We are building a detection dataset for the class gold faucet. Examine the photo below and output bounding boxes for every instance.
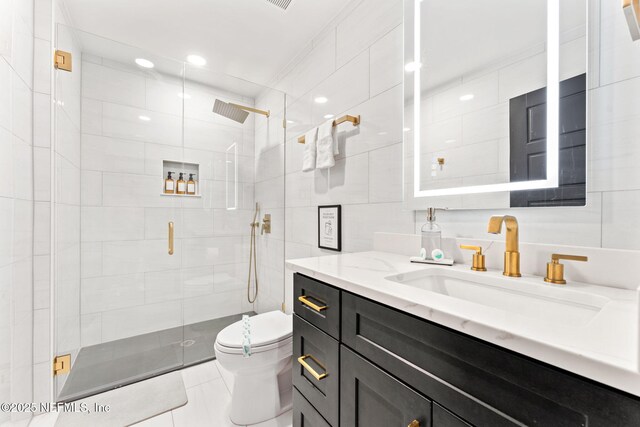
[487,215,521,277]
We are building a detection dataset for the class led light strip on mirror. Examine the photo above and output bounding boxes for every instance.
[412,0,560,198]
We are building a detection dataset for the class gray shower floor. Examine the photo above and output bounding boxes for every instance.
[58,311,255,402]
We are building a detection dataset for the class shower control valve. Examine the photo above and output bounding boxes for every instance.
[261,214,271,235]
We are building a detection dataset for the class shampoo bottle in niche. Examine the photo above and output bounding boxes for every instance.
[421,207,442,260]
[187,173,197,195]
[176,172,186,194]
[164,171,175,194]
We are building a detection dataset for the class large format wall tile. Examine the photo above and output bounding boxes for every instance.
[336,0,402,67]
[602,190,640,250]
[81,207,145,242]
[81,134,145,174]
[589,76,640,192]
[370,25,403,98]
[82,61,146,108]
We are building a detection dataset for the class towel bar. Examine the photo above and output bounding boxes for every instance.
[297,114,360,144]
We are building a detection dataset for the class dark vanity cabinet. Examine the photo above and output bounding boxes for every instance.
[292,273,640,427]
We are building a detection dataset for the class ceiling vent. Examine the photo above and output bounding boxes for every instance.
[266,0,293,10]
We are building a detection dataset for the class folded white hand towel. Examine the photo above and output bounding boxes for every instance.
[301,128,318,172]
[316,119,337,169]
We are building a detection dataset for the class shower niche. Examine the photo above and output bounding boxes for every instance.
[161,160,201,197]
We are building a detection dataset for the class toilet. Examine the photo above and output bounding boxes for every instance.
[214,310,293,425]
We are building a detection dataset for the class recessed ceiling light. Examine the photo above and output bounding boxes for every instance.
[404,61,422,72]
[286,120,295,124]
[459,94,474,101]
[403,127,411,132]
[186,54,207,66]
[178,93,191,99]
[138,115,151,121]
[323,114,334,119]
[135,58,154,68]
[314,96,328,104]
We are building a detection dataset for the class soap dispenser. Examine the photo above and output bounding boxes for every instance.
[176,172,186,194]
[164,171,175,194]
[187,173,197,195]
[421,208,442,260]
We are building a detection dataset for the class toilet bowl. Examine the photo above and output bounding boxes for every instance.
[214,310,293,425]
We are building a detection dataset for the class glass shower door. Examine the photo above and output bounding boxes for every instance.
[53,25,187,401]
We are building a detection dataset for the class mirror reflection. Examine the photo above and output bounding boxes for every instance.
[405,0,587,209]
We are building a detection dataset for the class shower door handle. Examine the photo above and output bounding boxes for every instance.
[168,222,174,255]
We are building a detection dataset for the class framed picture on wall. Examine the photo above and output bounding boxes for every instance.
[318,205,341,251]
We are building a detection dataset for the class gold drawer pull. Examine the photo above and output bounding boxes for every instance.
[408,421,420,427]
[297,354,328,381]
[298,295,328,312]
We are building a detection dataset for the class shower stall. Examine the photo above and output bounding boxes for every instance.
[52,25,286,401]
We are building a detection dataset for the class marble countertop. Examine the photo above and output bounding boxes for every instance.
[286,251,640,396]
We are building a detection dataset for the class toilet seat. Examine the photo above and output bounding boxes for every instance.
[215,311,292,355]
[215,336,292,355]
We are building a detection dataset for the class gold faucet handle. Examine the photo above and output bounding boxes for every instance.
[460,245,487,272]
[551,254,588,263]
[545,253,588,285]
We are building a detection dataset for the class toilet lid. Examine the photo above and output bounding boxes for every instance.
[216,311,292,349]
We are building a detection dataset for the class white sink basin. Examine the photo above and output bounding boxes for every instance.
[386,268,610,327]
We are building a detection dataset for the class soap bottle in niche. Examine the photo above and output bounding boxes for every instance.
[421,207,442,260]
[176,172,186,194]
[187,173,197,195]
[164,171,175,194]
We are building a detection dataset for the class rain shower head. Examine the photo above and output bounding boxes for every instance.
[212,99,270,124]
[266,0,293,10]
[212,99,250,124]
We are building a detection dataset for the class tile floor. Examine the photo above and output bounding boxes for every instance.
[135,361,292,427]
[25,360,292,427]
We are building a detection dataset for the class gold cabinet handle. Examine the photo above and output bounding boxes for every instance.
[408,420,420,427]
[545,253,588,285]
[460,244,486,271]
[168,222,174,255]
[298,295,327,312]
[297,354,328,381]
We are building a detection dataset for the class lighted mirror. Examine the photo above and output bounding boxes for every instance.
[404,0,587,209]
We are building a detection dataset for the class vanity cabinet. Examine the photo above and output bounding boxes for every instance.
[292,273,640,427]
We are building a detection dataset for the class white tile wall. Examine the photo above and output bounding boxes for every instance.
[263,0,640,320]
[255,0,409,314]
[426,0,640,250]
[0,0,36,420]
[420,33,586,190]
[77,56,261,345]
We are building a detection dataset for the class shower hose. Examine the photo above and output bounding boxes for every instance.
[247,204,259,303]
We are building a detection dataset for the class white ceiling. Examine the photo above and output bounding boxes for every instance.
[61,0,347,87]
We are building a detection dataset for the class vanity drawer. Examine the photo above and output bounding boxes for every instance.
[342,291,640,427]
[293,387,332,427]
[294,273,340,339]
[293,315,339,426]
[341,345,432,427]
